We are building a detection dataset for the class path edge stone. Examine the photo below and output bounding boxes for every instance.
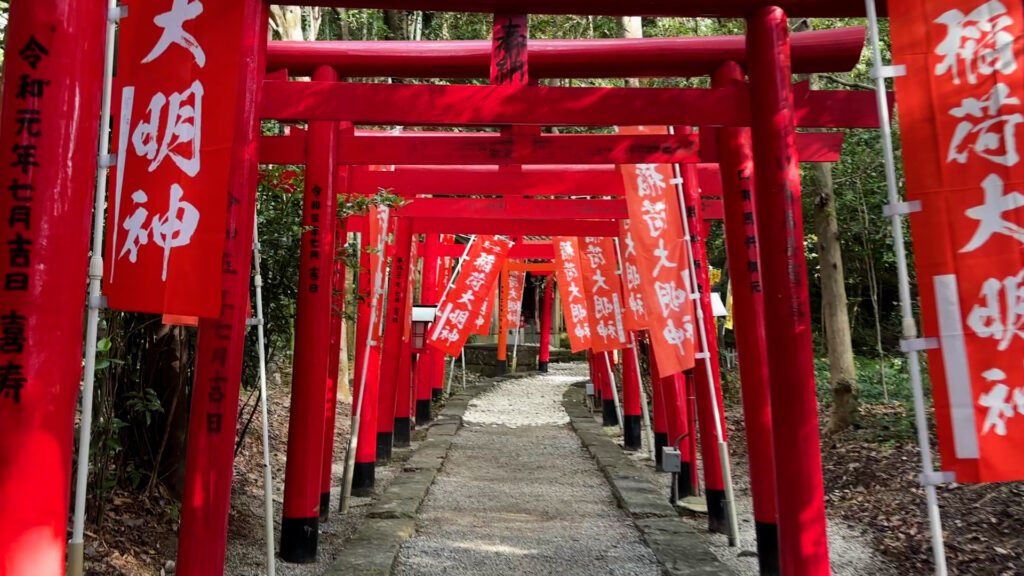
[563,384,736,576]
[324,374,530,575]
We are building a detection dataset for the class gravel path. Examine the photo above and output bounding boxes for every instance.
[395,365,663,576]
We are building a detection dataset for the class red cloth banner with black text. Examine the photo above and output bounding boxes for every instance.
[553,237,593,352]
[579,237,629,352]
[368,206,390,337]
[428,236,514,356]
[104,0,246,317]
[504,268,528,329]
[891,0,1024,482]
[618,126,697,376]
[619,219,652,331]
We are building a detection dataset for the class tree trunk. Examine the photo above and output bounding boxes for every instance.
[269,6,304,41]
[619,17,642,88]
[813,161,859,433]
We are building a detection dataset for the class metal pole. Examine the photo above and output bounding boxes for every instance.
[69,4,119,574]
[511,325,521,372]
[341,222,388,512]
[670,127,740,546]
[461,352,467,390]
[251,215,276,576]
[864,1,947,573]
[446,354,457,396]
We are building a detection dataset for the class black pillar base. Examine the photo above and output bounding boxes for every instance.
[755,521,781,576]
[415,399,432,425]
[280,516,319,564]
[432,387,443,400]
[623,415,643,450]
[654,432,668,470]
[706,488,728,535]
[496,359,508,375]
[351,461,375,498]
[376,432,394,463]
[319,492,331,522]
[538,360,549,372]
[677,462,695,498]
[602,399,619,427]
[393,417,412,448]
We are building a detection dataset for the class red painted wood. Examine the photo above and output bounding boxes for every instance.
[176,3,267,574]
[280,65,339,562]
[748,8,830,574]
[716,60,779,568]
[261,130,837,166]
[266,27,864,78]
[0,1,105,573]
[701,198,724,220]
[260,81,749,126]
[351,168,624,197]
[431,242,554,260]
[396,197,627,220]
[336,132,699,166]
[412,217,619,237]
[304,0,884,18]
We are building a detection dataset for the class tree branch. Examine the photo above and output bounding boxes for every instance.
[821,73,874,91]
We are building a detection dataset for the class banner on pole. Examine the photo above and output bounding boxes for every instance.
[553,237,593,352]
[619,219,651,331]
[579,236,629,352]
[891,0,1024,482]
[618,126,697,376]
[504,268,528,329]
[104,0,246,317]
[472,287,496,335]
[428,236,514,356]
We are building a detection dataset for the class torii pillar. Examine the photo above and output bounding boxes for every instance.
[280,64,340,563]
[715,61,780,575]
[747,8,829,574]
[0,2,105,573]
[538,276,554,371]
[377,217,415,461]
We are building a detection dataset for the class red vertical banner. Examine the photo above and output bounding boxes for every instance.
[428,236,514,356]
[619,219,651,331]
[579,236,629,352]
[104,0,247,317]
[891,0,1024,482]
[504,268,528,329]
[0,1,105,573]
[472,286,497,335]
[553,237,593,352]
[618,127,697,376]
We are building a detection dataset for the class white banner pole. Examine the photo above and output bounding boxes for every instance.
[69,4,120,575]
[251,215,276,576]
[670,129,739,546]
[864,1,948,573]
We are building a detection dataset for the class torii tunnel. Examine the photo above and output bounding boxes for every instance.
[0,2,896,576]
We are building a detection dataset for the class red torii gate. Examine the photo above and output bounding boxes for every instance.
[0,2,899,575]
[251,25,888,576]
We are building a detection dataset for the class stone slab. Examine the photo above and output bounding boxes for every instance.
[564,385,734,576]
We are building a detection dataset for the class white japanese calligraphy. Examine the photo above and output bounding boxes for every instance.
[979,367,1024,435]
[948,83,1024,167]
[143,0,207,67]
[967,265,1024,350]
[961,173,1024,252]
[132,80,204,176]
[119,184,200,281]
[934,0,1016,85]
[636,164,667,198]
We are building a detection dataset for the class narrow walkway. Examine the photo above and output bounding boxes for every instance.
[394,365,662,576]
